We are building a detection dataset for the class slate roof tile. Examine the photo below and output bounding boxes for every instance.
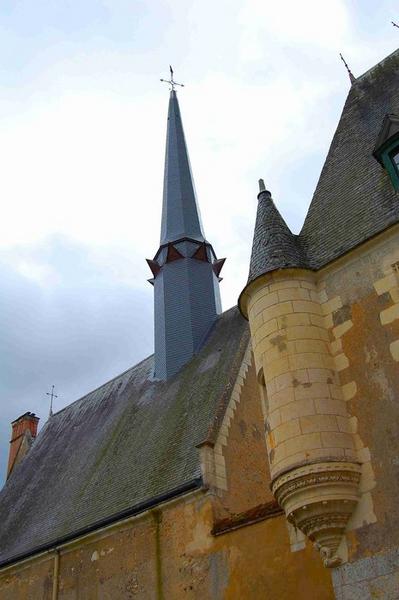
[0,307,249,566]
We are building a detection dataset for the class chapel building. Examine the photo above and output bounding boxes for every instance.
[0,49,399,599]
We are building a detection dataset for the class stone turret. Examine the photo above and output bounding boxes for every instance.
[147,90,225,380]
[239,182,361,567]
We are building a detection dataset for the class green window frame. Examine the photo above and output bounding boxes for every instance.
[378,137,399,191]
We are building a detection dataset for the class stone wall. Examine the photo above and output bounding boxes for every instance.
[319,226,399,598]
[0,491,334,599]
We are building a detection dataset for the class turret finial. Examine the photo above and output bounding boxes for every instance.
[258,178,271,199]
[339,53,356,84]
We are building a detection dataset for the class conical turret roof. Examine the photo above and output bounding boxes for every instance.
[247,182,307,285]
[238,181,307,318]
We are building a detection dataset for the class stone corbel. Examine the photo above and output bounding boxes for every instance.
[271,461,361,567]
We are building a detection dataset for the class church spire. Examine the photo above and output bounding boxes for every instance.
[147,83,225,380]
[160,90,205,244]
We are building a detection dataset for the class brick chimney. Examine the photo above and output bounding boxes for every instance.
[7,412,39,479]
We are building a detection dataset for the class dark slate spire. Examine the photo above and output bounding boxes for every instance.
[147,90,225,380]
[247,180,307,286]
[160,90,205,244]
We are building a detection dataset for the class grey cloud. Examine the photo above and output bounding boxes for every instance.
[0,236,153,482]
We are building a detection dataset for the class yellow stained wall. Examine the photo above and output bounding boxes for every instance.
[0,349,334,599]
[315,226,399,562]
[0,492,334,600]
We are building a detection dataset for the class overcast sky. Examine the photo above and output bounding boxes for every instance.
[0,0,398,480]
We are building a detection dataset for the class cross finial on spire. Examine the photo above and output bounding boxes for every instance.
[46,385,58,418]
[339,53,356,84]
[160,65,185,91]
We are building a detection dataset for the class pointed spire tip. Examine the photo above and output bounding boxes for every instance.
[258,179,271,199]
[339,53,356,84]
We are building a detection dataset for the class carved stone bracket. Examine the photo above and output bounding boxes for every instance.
[271,461,361,567]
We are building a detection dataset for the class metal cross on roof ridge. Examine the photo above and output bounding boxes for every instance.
[46,384,58,418]
[160,65,184,91]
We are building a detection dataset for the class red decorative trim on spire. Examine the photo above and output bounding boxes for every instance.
[166,245,184,262]
[212,258,226,277]
[191,243,209,262]
[146,259,161,277]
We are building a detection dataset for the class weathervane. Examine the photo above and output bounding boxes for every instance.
[339,53,356,84]
[46,385,58,418]
[160,65,184,91]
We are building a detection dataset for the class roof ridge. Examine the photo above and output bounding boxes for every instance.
[52,354,154,418]
[51,307,240,419]
[355,46,399,83]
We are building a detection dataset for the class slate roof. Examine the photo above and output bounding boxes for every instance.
[247,188,307,286]
[300,48,399,268]
[160,90,206,245]
[241,48,399,295]
[0,307,249,566]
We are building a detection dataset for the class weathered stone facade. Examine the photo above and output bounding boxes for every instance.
[0,356,334,599]
[1,49,399,599]
[239,224,399,597]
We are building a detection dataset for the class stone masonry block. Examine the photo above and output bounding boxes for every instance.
[299,280,317,291]
[268,409,282,429]
[333,320,354,339]
[294,382,331,401]
[373,272,397,295]
[289,352,327,371]
[286,325,330,342]
[268,387,295,411]
[277,288,311,302]
[359,461,376,494]
[277,313,310,328]
[347,492,376,531]
[316,288,328,303]
[344,448,358,462]
[380,303,399,325]
[315,398,348,416]
[254,319,279,347]
[321,296,343,316]
[273,419,301,444]
[265,356,290,380]
[280,398,315,422]
[334,353,350,372]
[321,431,354,449]
[292,300,322,315]
[300,414,338,434]
[294,339,330,355]
[330,338,343,355]
[389,339,399,361]
[336,416,353,433]
[390,287,399,303]
[310,314,329,328]
[268,279,301,292]
[342,381,357,400]
[283,432,322,457]
[262,301,294,320]
[273,451,308,473]
[307,368,337,383]
[357,446,371,463]
[273,372,295,392]
[250,291,279,317]
[329,384,343,399]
